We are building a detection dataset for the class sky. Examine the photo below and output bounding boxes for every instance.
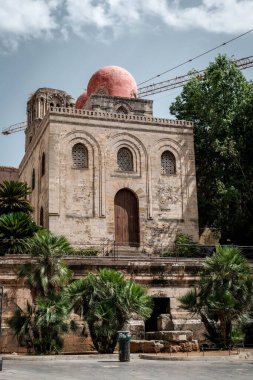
[0,0,253,167]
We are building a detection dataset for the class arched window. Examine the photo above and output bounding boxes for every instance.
[161,151,176,175]
[41,153,45,176]
[117,147,133,171]
[117,106,128,114]
[32,169,35,190]
[96,89,106,95]
[40,207,44,227]
[72,143,88,169]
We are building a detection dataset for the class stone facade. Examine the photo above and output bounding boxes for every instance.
[0,166,19,184]
[19,99,198,249]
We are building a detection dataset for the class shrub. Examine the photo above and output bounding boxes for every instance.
[161,233,198,257]
[174,233,198,256]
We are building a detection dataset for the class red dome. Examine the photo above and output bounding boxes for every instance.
[87,66,138,98]
[75,91,88,109]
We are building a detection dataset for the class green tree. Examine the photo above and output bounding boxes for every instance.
[66,268,152,354]
[170,55,253,244]
[0,212,38,255]
[0,181,38,255]
[179,246,253,347]
[0,181,33,215]
[19,230,73,297]
[8,293,77,354]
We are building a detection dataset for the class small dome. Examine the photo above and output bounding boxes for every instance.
[87,66,138,99]
[75,91,88,109]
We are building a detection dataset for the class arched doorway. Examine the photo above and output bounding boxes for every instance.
[114,189,140,246]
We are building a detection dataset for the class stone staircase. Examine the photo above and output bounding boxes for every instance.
[108,245,147,259]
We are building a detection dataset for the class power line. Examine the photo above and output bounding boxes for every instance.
[138,55,253,97]
[138,29,253,87]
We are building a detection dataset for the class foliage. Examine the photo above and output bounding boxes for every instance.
[0,181,38,255]
[19,230,72,297]
[8,294,76,354]
[170,55,253,244]
[71,248,98,256]
[179,246,253,347]
[0,212,38,255]
[65,268,152,354]
[231,325,245,347]
[8,230,75,354]
[161,233,198,257]
[0,181,33,215]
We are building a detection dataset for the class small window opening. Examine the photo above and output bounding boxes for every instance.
[117,106,128,114]
[32,169,35,190]
[41,153,45,176]
[161,151,176,175]
[40,207,44,227]
[117,147,133,171]
[72,143,88,169]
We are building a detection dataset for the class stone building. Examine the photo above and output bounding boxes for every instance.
[0,66,201,353]
[18,66,199,250]
[0,166,19,184]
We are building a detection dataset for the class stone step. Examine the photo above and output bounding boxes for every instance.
[145,331,193,342]
[107,247,147,258]
[130,339,198,353]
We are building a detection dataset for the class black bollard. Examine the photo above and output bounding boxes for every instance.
[118,331,131,362]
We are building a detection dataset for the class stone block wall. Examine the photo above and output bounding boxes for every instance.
[0,255,205,354]
[0,166,19,184]
[19,109,198,248]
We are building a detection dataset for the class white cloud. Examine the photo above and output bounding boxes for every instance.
[0,0,59,50]
[0,0,253,51]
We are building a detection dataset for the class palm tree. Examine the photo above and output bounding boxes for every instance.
[0,181,33,215]
[8,230,74,354]
[66,268,152,354]
[8,293,77,354]
[0,212,38,255]
[19,230,73,297]
[179,246,253,347]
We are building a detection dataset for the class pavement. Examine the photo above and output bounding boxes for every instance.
[0,353,253,380]
[0,356,253,379]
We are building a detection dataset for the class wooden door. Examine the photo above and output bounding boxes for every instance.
[114,189,139,246]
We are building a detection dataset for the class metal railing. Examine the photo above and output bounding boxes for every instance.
[66,241,253,261]
[1,238,253,261]
[0,285,3,335]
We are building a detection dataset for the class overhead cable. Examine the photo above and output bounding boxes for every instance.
[138,29,253,87]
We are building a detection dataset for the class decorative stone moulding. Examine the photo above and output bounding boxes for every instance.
[49,107,194,127]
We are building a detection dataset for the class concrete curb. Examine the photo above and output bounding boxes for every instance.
[1,354,119,361]
[1,353,142,361]
[139,353,252,361]
[1,352,252,362]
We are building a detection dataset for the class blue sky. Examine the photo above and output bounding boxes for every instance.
[0,0,253,167]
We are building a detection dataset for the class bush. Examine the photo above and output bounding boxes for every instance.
[71,248,98,256]
[161,233,198,257]
[231,325,245,347]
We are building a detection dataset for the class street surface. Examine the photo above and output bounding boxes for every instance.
[0,358,253,380]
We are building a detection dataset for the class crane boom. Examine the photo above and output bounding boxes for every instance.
[2,55,253,134]
[2,121,27,135]
[138,55,253,98]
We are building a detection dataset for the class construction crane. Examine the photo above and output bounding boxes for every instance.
[1,121,27,135]
[2,55,253,135]
[138,55,253,97]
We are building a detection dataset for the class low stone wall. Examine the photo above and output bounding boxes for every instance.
[131,331,199,354]
[0,255,205,354]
